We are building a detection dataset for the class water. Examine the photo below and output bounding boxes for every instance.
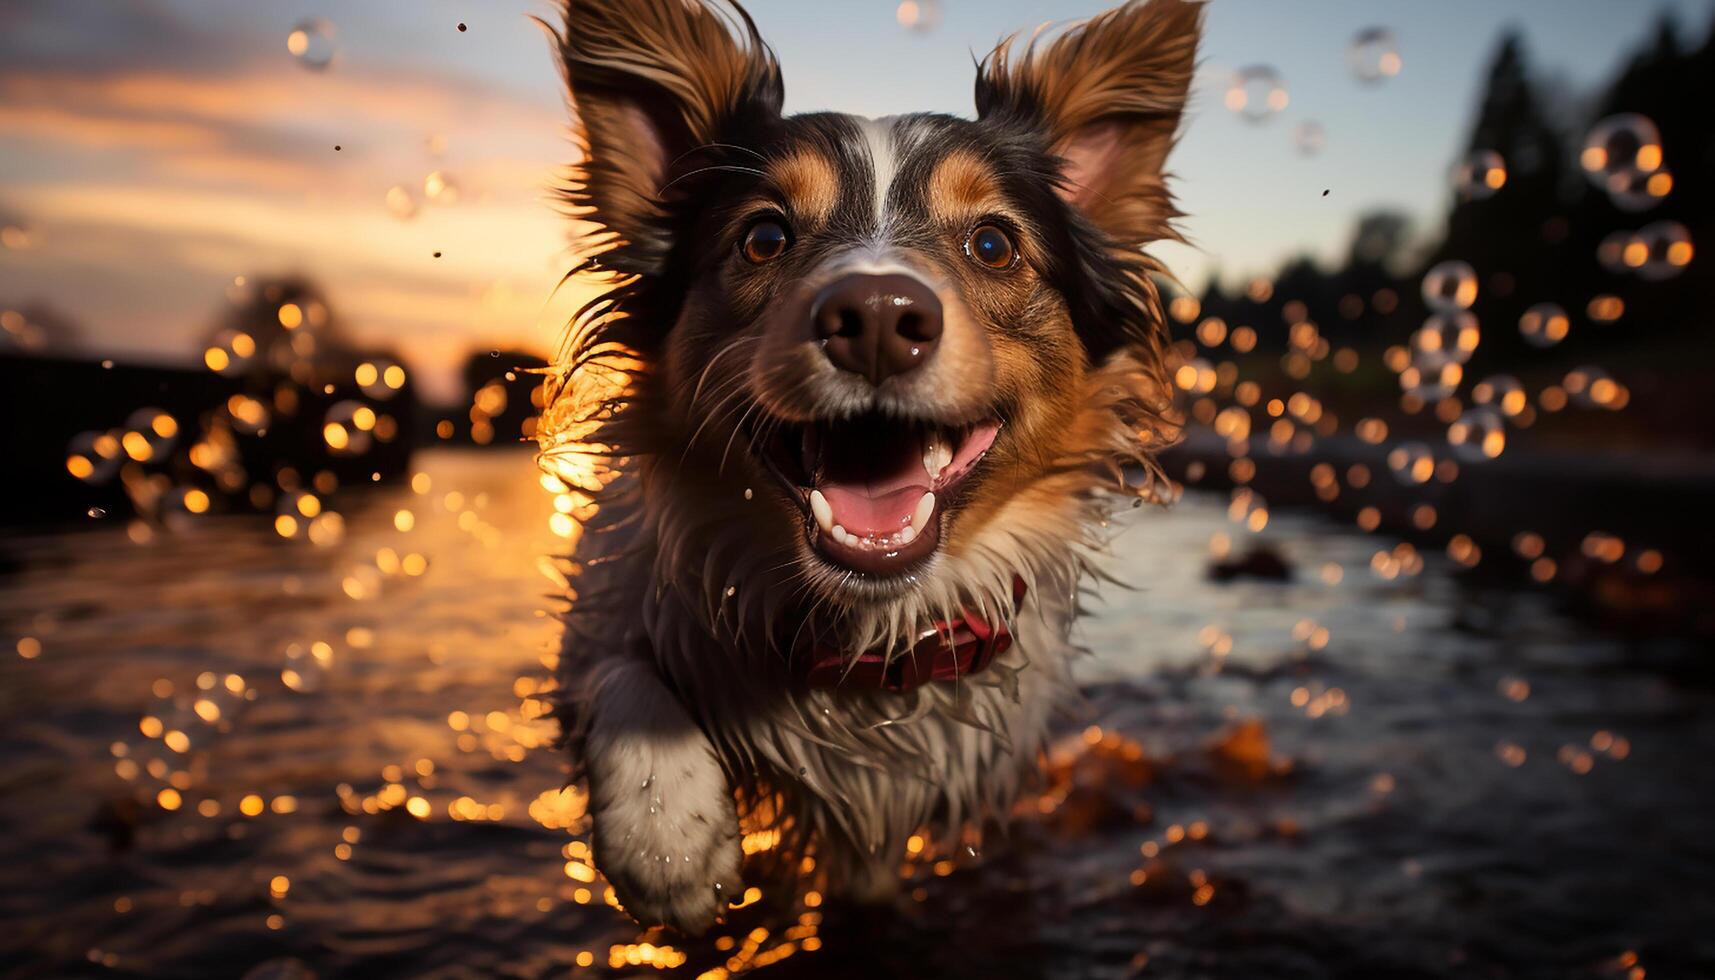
[2,449,1711,978]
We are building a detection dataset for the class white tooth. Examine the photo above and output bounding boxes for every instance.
[832,524,848,545]
[899,524,917,545]
[911,491,936,530]
[923,438,952,481]
[809,490,833,532]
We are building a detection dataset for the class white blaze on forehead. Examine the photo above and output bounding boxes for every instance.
[857,116,898,228]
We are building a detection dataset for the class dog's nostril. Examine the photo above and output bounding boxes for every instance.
[896,311,937,344]
[835,309,866,339]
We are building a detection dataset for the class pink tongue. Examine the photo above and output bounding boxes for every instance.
[821,483,924,536]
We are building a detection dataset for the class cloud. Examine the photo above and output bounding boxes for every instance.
[0,0,592,400]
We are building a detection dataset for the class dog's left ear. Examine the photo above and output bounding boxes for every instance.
[976,0,1201,246]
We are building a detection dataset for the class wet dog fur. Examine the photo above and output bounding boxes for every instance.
[538,0,1198,934]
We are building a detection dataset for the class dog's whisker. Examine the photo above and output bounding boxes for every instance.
[657,164,770,195]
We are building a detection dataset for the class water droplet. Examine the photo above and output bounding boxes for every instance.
[1518,303,1570,348]
[424,170,460,204]
[1387,442,1435,485]
[896,0,941,33]
[1471,375,1526,418]
[1633,220,1693,281]
[1448,406,1505,462]
[1581,113,1662,192]
[285,19,337,70]
[1225,65,1288,123]
[1421,261,1477,313]
[1399,349,1462,401]
[385,184,423,221]
[1453,149,1506,201]
[1292,120,1326,156]
[1348,27,1402,84]
[1412,312,1479,365]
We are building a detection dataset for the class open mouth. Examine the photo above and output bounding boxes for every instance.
[757,413,1001,575]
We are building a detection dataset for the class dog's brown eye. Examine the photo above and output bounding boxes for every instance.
[741,220,790,264]
[965,224,1016,270]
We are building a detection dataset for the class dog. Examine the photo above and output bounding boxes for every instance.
[537,0,1198,934]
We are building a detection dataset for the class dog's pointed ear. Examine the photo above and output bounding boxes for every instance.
[548,0,782,271]
[976,0,1201,246]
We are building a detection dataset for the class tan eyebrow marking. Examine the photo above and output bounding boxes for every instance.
[767,148,840,224]
[927,149,1003,220]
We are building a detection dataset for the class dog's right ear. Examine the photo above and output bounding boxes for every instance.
[548,0,782,273]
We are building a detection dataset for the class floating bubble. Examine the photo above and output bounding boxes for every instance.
[1632,220,1693,281]
[1227,488,1269,533]
[1292,120,1326,156]
[1448,406,1505,462]
[895,0,941,33]
[1348,28,1402,84]
[355,359,407,400]
[1471,375,1527,418]
[307,511,346,547]
[423,170,461,205]
[341,563,385,601]
[203,329,257,376]
[66,431,124,484]
[286,19,337,70]
[1173,356,1217,394]
[282,641,334,693]
[1604,166,1672,213]
[323,400,375,456]
[1387,442,1435,485]
[1412,312,1480,365]
[122,408,178,463]
[1399,351,1462,402]
[193,671,251,729]
[1454,149,1506,201]
[1225,66,1288,123]
[225,394,271,435]
[1596,232,1635,274]
[160,486,213,526]
[0,309,44,350]
[142,694,199,752]
[1421,260,1477,313]
[1564,365,1620,410]
[1580,113,1662,186]
[224,275,254,306]
[275,492,320,539]
[385,185,419,221]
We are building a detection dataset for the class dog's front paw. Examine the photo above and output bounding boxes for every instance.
[588,743,743,934]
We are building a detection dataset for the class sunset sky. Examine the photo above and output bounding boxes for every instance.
[2,0,1709,402]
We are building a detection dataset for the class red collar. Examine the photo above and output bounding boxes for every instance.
[801,576,1027,692]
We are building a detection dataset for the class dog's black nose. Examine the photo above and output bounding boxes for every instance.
[811,273,943,386]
